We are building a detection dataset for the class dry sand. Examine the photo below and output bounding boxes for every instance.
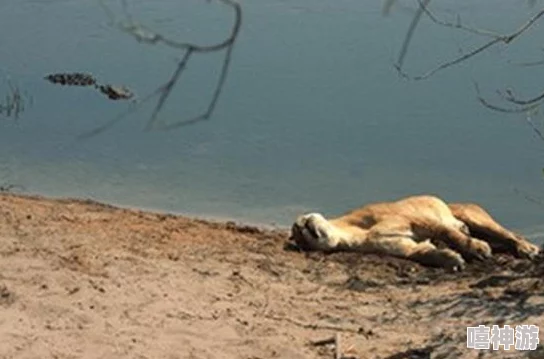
[0,192,543,359]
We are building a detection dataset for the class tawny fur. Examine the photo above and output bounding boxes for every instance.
[290,195,540,271]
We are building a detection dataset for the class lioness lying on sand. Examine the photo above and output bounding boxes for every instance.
[290,195,540,271]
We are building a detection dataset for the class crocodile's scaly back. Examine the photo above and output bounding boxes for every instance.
[44,72,133,101]
[44,73,97,87]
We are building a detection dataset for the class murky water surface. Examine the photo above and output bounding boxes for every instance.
[1,0,543,242]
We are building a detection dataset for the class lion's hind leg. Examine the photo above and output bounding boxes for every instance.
[366,221,466,271]
[407,240,466,271]
[434,226,492,262]
[449,203,540,259]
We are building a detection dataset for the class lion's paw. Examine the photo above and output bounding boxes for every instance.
[466,238,493,261]
[514,239,540,260]
[290,213,340,251]
[437,248,466,272]
[412,244,466,272]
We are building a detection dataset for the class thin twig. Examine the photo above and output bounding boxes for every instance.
[145,48,193,131]
[474,82,539,114]
[397,2,544,80]
[395,0,430,74]
[513,58,544,67]
[401,38,500,81]
[524,108,544,142]
[153,37,236,131]
[475,82,544,142]
[417,0,500,38]
[77,90,157,140]
[499,88,544,106]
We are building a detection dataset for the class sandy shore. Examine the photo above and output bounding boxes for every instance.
[0,192,543,359]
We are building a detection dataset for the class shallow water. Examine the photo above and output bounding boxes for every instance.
[1,0,543,242]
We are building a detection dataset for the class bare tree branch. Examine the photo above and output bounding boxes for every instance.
[153,38,235,131]
[499,88,544,107]
[389,0,544,144]
[416,0,500,38]
[396,1,544,81]
[475,82,544,142]
[524,110,544,143]
[398,38,501,81]
[145,48,193,131]
[513,58,544,67]
[474,82,539,114]
[82,0,242,139]
[111,0,241,53]
[394,0,430,74]
[77,92,157,140]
